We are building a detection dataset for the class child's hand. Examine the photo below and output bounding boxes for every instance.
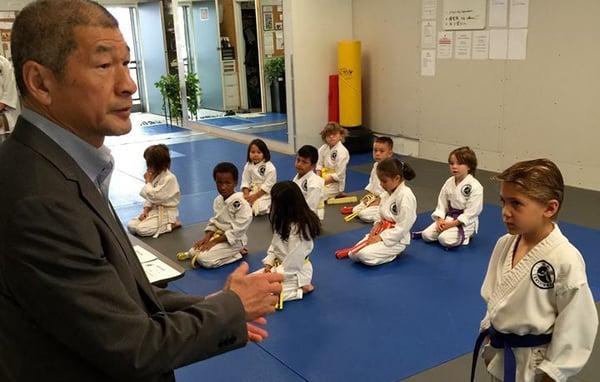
[138,212,147,221]
[143,170,155,183]
[324,175,335,185]
[371,198,381,207]
[245,193,258,205]
[435,218,446,232]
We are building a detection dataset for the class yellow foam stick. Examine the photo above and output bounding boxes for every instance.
[344,194,378,222]
[320,167,336,180]
[272,258,284,310]
[327,196,358,205]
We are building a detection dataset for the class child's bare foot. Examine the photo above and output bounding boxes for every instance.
[240,247,249,256]
[171,220,182,230]
[302,284,315,294]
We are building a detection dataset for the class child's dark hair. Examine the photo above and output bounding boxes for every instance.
[247,138,271,163]
[494,158,564,219]
[449,146,478,174]
[320,122,348,142]
[213,162,239,182]
[144,144,171,173]
[374,136,393,150]
[297,145,319,165]
[377,158,416,181]
[269,181,321,241]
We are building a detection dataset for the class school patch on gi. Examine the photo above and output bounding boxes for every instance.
[390,202,398,215]
[531,260,555,289]
[302,179,308,192]
[259,165,266,176]
[331,150,338,161]
[461,184,472,197]
[232,200,241,210]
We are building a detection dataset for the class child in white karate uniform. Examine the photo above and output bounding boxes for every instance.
[316,122,350,199]
[241,139,277,216]
[293,145,325,220]
[421,146,483,247]
[350,136,395,223]
[127,144,181,238]
[261,181,321,302]
[348,158,417,266]
[472,159,597,382]
[188,162,253,268]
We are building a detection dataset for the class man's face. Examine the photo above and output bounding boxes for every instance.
[49,26,137,147]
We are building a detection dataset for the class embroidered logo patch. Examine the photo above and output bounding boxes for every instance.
[232,200,241,210]
[390,202,398,215]
[461,184,472,197]
[259,165,266,176]
[530,260,555,289]
[331,150,338,161]
[302,179,308,192]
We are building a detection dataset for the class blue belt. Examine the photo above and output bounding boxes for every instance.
[471,326,552,382]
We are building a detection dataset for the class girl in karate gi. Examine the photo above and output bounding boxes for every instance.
[241,139,277,216]
[127,144,181,238]
[472,159,597,382]
[420,146,483,247]
[261,181,321,302]
[348,158,417,266]
[316,122,350,199]
[188,162,253,268]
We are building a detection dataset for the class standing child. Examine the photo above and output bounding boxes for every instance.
[421,146,483,247]
[293,145,325,220]
[350,136,395,223]
[241,138,277,216]
[127,144,181,238]
[347,158,417,266]
[188,162,253,268]
[261,181,321,302]
[472,159,597,382]
[316,122,350,199]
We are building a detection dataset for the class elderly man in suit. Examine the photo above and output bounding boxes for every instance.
[0,1,283,381]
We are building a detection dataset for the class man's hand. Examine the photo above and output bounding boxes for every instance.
[224,262,283,322]
[247,317,269,342]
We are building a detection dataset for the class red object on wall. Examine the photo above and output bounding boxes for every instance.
[328,74,339,123]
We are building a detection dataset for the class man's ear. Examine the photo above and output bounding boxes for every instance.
[21,61,56,107]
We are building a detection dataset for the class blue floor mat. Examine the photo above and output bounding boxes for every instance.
[253,129,289,142]
[169,205,600,381]
[241,113,287,124]
[201,117,256,127]
[138,123,189,135]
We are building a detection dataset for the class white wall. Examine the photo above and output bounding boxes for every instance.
[351,0,600,191]
[288,0,353,149]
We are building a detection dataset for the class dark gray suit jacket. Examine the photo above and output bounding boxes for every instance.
[0,117,248,381]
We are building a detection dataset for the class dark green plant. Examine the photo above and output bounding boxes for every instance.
[264,56,285,83]
[155,74,182,124]
[185,72,202,120]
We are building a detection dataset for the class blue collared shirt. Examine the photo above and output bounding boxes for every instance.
[21,108,115,201]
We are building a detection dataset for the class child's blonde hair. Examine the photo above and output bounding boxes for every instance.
[320,122,348,142]
[495,159,564,219]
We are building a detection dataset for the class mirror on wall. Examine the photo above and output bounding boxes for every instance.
[175,0,290,144]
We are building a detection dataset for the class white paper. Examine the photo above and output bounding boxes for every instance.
[509,0,529,28]
[264,32,275,55]
[275,31,284,50]
[454,31,472,60]
[134,245,158,263]
[489,29,508,59]
[142,261,182,284]
[421,20,437,49]
[472,30,490,60]
[508,28,527,59]
[437,31,453,59]
[421,49,436,76]
[443,0,487,30]
[422,0,437,20]
[489,0,508,27]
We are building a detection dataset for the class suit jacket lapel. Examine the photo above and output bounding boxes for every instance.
[12,118,163,312]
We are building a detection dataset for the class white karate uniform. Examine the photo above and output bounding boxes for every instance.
[479,225,598,382]
[352,162,384,223]
[421,174,483,247]
[262,225,314,302]
[349,182,417,266]
[241,160,277,216]
[293,171,325,220]
[127,169,180,238]
[0,55,20,133]
[316,141,350,199]
[189,192,253,268]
